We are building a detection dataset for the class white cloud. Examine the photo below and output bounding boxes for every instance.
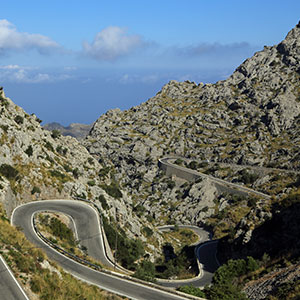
[0,19,60,55]
[82,26,145,61]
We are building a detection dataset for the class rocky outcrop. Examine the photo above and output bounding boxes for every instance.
[83,21,300,230]
[0,88,147,241]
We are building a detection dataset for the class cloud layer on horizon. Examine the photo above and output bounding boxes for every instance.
[0,65,72,83]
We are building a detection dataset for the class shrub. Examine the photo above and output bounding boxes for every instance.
[87,180,95,186]
[0,125,9,133]
[134,260,156,282]
[174,158,183,165]
[49,170,69,183]
[51,129,61,139]
[87,157,94,165]
[72,168,79,179]
[238,169,259,185]
[142,226,153,237]
[31,186,41,195]
[63,164,72,173]
[14,115,24,125]
[25,145,33,157]
[49,217,75,246]
[188,161,198,170]
[167,179,176,189]
[0,164,19,179]
[133,204,146,217]
[100,182,122,199]
[98,195,108,210]
[44,141,54,152]
[98,166,110,178]
[102,216,144,270]
[178,285,206,298]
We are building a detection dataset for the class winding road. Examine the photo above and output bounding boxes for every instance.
[11,200,206,300]
[157,226,219,288]
[159,157,271,199]
[9,156,247,299]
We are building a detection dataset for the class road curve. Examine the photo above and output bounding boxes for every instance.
[157,225,219,288]
[11,200,199,300]
[159,157,271,199]
[0,255,30,300]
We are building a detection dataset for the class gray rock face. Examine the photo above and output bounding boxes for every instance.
[0,90,146,240]
[82,21,300,235]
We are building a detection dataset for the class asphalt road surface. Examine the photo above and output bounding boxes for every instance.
[0,255,29,300]
[11,200,200,300]
[157,225,219,288]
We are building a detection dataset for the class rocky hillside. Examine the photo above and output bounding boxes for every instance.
[84,21,300,226]
[83,21,300,298]
[43,122,92,140]
[0,87,147,243]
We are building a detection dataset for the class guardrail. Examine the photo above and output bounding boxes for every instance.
[31,201,204,300]
[71,197,130,274]
[159,157,271,199]
[32,215,102,271]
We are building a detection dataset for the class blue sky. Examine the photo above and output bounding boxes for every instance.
[0,0,299,125]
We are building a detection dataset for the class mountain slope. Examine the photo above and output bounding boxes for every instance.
[83,21,300,298]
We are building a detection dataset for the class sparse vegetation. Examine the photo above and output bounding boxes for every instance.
[25,145,33,156]
[14,115,24,125]
[102,216,144,270]
[100,181,122,199]
[31,186,41,194]
[51,129,61,139]
[0,164,19,179]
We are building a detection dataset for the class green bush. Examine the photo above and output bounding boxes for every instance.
[102,217,144,270]
[177,285,206,298]
[44,141,54,152]
[63,164,72,172]
[14,115,24,125]
[51,129,61,139]
[174,158,183,165]
[133,204,146,217]
[197,257,260,300]
[0,164,19,179]
[142,226,153,237]
[31,186,41,195]
[98,195,108,210]
[238,169,259,185]
[134,260,156,282]
[25,145,33,156]
[0,125,9,133]
[49,170,69,183]
[87,180,96,186]
[49,217,75,246]
[72,168,79,179]
[98,166,110,178]
[188,161,198,170]
[100,182,122,199]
